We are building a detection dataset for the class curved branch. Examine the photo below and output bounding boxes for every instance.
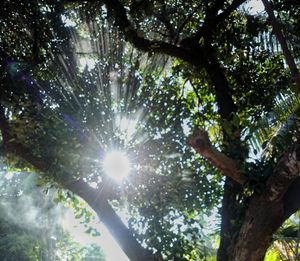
[154,2,177,42]
[0,104,159,261]
[187,128,244,184]
[176,2,203,43]
[99,0,204,66]
[63,178,159,261]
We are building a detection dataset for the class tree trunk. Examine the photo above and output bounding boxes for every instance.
[217,178,244,261]
[231,195,284,261]
[219,178,300,261]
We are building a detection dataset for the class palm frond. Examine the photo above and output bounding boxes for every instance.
[249,92,300,159]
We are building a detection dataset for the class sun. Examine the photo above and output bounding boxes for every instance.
[102,150,130,182]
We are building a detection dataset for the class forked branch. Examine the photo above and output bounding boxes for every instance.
[98,0,203,66]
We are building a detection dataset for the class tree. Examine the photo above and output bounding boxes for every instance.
[0,0,300,260]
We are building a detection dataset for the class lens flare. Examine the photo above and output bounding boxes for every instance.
[103,151,130,182]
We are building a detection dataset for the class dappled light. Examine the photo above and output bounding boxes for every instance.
[0,0,300,261]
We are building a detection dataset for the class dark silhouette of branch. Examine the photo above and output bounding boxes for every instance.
[154,2,177,42]
[262,0,300,91]
[0,103,160,261]
[182,0,247,44]
[98,0,204,66]
[65,0,247,67]
[175,2,203,43]
[216,0,247,25]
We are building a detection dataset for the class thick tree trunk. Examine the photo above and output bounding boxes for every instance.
[217,178,244,261]
[231,196,284,261]
[230,177,300,261]
[201,46,246,261]
[231,178,300,260]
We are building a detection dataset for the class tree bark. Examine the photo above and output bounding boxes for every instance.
[284,177,300,219]
[187,129,244,183]
[63,179,160,261]
[217,178,244,261]
[199,45,246,261]
[2,2,300,260]
[232,196,284,261]
[232,141,300,261]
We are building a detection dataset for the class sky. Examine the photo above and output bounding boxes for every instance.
[63,203,129,261]
[244,0,265,14]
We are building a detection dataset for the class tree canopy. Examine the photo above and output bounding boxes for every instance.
[0,0,300,260]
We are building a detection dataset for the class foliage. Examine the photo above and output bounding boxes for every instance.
[266,212,300,261]
[0,170,105,261]
[0,0,300,260]
[0,2,222,259]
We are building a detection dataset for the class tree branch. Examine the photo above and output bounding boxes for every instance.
[175,3,203,43]
[216,0,247,25]
[0,104,159,261]
[154,2,177,42]
[262,0,300,91]
[187,128,244,184]
[96,0,204,66]
[202,48,237,119]
[63,178,159,261]
[265,140,300,202]
[0,105,10,143]
[185,0,247,45]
